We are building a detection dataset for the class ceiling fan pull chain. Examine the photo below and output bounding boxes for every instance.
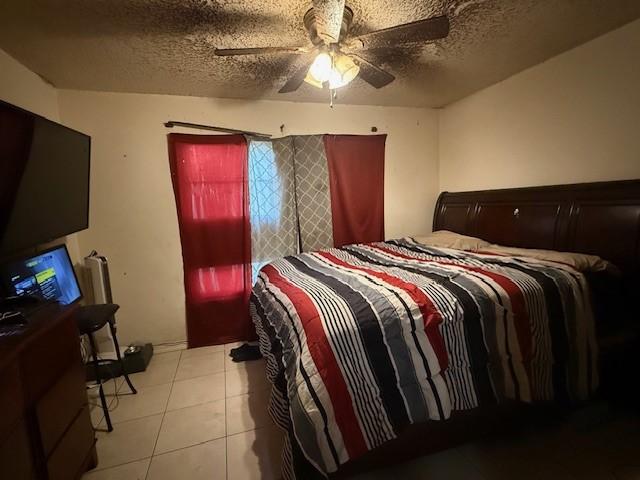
[329,51,335,108]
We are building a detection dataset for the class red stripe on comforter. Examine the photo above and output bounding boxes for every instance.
[262,264,368,458]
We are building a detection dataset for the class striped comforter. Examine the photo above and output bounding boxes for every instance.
[250,238,598,479]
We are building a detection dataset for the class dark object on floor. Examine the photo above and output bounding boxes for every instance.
[85,342,153,381]
[230,343,263,362]
[77,303,137,432]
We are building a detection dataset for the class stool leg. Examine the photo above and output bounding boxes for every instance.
[87,332,113,432]
[109,319,137,395]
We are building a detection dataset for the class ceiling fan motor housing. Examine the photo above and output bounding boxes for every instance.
[304,6,354,46]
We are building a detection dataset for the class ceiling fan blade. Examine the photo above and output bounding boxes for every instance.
[214,46,307,56]
[351,55,395,89]
[312,0,345,43]
[278,53,316,93]
[346,15,449,51]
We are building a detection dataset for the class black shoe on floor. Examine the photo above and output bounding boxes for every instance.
[230,343,262,362]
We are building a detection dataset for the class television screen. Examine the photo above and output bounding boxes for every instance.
[0,100,90,255]
[0,244,82,305]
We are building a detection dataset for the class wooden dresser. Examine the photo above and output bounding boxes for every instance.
[0,303,96,480]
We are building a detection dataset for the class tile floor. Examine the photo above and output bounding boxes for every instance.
[83,343,281,480]
[82,344,640,480]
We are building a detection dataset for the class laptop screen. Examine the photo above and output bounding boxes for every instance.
[0,244,82,305]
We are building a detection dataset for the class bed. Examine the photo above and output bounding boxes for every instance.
[250,179,640,479]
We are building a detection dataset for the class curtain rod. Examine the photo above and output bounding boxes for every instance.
[164,120,271,138]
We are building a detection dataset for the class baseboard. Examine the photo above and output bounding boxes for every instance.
[153,341,187,354]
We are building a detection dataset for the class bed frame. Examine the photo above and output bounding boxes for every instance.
[332,179,640,478]
[432,179,640,275]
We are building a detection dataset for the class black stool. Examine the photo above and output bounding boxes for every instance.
[77,303,137,432]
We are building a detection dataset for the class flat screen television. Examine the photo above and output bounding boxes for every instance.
[0,100,90,256]
[0,244,82,305]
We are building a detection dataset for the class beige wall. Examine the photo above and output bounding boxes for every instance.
[439,18,640,192]
[0,49,83,263]
[0,49,59,120]
[57,90,439,345]
[6,17,640,347]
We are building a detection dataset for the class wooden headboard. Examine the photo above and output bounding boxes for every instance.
[433,179,640,274]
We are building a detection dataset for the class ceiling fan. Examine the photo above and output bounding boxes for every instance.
[214,0,450,94]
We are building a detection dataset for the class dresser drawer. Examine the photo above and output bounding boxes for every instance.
[37,359,88,456]
[47,406,95,480]
[0,418,33,480]
[21,312,80,402]
[0,360,24,443]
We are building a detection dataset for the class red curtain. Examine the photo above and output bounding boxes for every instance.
[167,134,253,347]
[324,134,386,247]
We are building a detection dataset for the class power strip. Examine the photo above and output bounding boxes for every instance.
[85,343,154,381]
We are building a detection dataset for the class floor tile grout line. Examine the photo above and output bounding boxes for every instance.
[225,358,229,480]
[118,374,178,396]
[171,369,226,385]
[98,381,261,415]
[88,456,153,475]
[92,435,231,474]
[142,455,152,479]
[92,423,272,474]
[165,393,228,412]
[180,347,225,359]
[95,365,177,479]
[97,382,174,426]
[95,410,167,429]
[173,360,264,383]
[174,368,227,383]
[97,392,264,434]
[93,374,266,408]
[89,345,249,478]
[102,390,228,426]
[178,345,227,479]
[144,354,180,480]
[225,386,271,400]
[151,434,228,457]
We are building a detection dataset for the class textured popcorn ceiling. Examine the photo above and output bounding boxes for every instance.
[1,1,639,107]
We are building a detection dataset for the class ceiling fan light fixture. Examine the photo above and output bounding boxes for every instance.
[329,53,359,89]
[305,51,359,89]
[307,52,332,83]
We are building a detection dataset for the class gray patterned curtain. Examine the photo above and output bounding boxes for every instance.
[247,135,335,282]
[292,135,334,252]
[247,137,298,282]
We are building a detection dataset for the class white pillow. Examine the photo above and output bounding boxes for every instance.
[414,231,614,272]
[413,230,491,251]
[479,244,614,272]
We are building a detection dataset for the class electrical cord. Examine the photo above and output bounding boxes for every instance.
[80,336,89,363]
[86,351,122,426]
[1,311,17,321]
